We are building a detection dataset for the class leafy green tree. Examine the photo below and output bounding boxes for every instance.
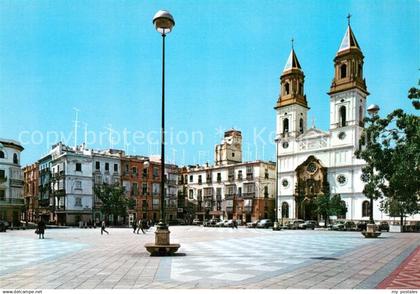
[356,86,420,231]
[315,181,347,227]
[94,183,128,226]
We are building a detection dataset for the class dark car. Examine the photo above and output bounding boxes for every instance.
[344,221,357,231]
[0,220,10,232]
[378,221,389,232]
[357,221,368,231]
[298,220,317,230]
[256,219,273,228]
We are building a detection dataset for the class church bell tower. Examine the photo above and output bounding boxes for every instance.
[274,43,309,139]
[329,16,369,133]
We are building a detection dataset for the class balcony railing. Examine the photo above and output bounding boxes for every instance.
[167,180,177,186]
[204,195,213,201]
[0,198,25,205]
[243,192,255,199]
[225,194,235,200]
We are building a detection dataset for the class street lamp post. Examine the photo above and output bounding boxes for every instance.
[362,104,382,238]
[273,136,281,230]
[145,10,180,256]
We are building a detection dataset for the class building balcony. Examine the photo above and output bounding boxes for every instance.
[167,180,177,186]
[225,194,235,200]
[0,198,25,206]
[204,196,213,201]
[10,179,24,187]
[243,192,255,199]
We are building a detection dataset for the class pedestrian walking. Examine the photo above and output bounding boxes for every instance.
[233,219,238,229]
[37,219,46,239]
[136,219,145,234]
[132,220,137,233]
[101,220,109,235]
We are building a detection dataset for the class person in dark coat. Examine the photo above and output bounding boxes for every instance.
[101,220,109,235]
[37,219,46,239]
[132,220,137,233]
[136,219,145,234]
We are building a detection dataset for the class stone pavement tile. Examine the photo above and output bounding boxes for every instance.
[334,279,363,289]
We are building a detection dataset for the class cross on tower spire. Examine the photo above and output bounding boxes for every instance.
[291,37,294,49]
[347,13,352,26]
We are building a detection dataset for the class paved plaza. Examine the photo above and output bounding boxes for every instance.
[0,226,419,289]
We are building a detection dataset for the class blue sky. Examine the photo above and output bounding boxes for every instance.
[0,0,418,166]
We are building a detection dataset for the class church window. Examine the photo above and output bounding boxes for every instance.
[282,142,289,149]
[13,153,18,164]
[337,174,347,185]
[358,63,363,78]
[281,179,289,188]
[299,118,304,133]
[0,151,4,158]
[283,118,289,134]
[339,106,347,127]
[362,201,370,217]
[299,83,303,95]
[338,132,346,140]
[281,202,289,218]
[284,82,290,95]
[306,163,317,174]
[340,64,347,79]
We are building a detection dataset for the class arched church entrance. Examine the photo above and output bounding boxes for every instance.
[295,156,328,220]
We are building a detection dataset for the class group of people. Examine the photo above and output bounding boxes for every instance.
[132,219,151,234]
[35,218,155,238]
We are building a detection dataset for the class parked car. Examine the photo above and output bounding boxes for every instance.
[291,219,305,230]
[206,218,220,227]
[256,219,273,228]
[225,220,235,227]
[168,219,186,226]
[332,220,346,231]
[356,221,368,231]
[378,221,389,232]
[0,220,9,232]
[298,220,317,230]
[215,220,227,227]
[247,221,259,228]
[192,219,203,226]
[344,221,357,231]
[281,220,294,229]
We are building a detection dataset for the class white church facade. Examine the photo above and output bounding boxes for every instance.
[275,22,413,222]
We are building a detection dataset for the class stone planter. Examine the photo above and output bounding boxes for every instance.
[362,223,381,238]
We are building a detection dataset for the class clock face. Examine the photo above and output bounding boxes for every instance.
[337,174,346,184]
[338,132,346,140]
[282,142,289,149]
[306,163,317,173]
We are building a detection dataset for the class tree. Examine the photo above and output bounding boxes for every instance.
[315,181,347,227]
[94,183,128,226]
[356,86,420,231]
